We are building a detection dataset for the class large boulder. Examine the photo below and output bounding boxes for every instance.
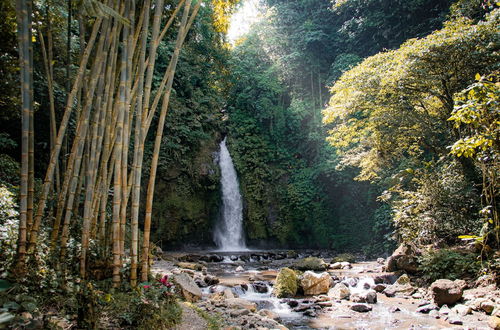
[328,283,350,300]
[351,290,377,304]
[385,244,419,274]
[300,271,332,295]
[173,273,202,302]
[430,279,466,306]
[225,298,257,312]
[273,268,299,298]
[176,262,203,271]
[383,284,415,297]
[488,315,500,330]
[293,257,327,271]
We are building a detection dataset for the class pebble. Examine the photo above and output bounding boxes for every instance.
[416,304,438,314]
[389,306,401,313]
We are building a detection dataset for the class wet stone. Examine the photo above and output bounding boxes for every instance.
[351,304,373,313]
[389,306,401,313]
[416,304,438,314]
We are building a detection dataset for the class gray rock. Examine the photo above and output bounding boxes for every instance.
[328,283,350,300]
[343,278,358,287]
[385,244,419,274]
[453,304,471,316]
[226,298,257,312]
[416,304,438,314]
[383,284,415,297]
[480,300,496,314]
[439,304,451,315]
[351,304,372,313]
[330,262,342,269]
[476,274,496,287]
[204,274,219,286]
[447,313,463,325]
[430,279,465,306]
[429,310,440,318]
[303,309,317,317]
[389,306,401,313]
[258,309,280,320]
[373,284,386,293]
[173,273,202,302]
[340,262,352,269]
[301,271,332,295]
[230,309,250,317]
[252,282,269,294]
[293,257,327,271]
[351,290,377,304]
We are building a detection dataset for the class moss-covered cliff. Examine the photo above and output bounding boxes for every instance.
[152,137,221,249]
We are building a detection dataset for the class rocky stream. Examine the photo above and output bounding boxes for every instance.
[151,249,500,329]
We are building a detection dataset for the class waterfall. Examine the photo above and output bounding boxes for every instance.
[214,137,247,251]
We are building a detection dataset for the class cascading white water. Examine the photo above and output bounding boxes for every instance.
[214,137,247,251]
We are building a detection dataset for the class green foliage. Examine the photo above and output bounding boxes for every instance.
[0,154,19,187]
[449,73,500,160]
[103,279,181,329]
[191,304,223,330]
[418,249,481,282]
[325,10,499,245]
[331,0,454,56]
[224,0,456,251]
[450,0,499,21]
[332,253,356,263]
[449,72,500,247]
[327,53,362,86]
[388,161,481,245]
[0,184,19,270]
[147,4,230,247]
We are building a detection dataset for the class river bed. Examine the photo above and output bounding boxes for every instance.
[153,251,494,329]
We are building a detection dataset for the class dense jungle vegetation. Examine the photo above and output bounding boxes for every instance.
[226,0,499,253]
[0,0,498,327]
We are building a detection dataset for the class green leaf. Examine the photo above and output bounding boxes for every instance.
[2,302,19,311]
[458,235,481,239]
[21,302,37,312]
[0,280,12,292]
[0,312,15,324]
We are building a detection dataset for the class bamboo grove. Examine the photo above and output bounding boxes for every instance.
[14,0,204,288]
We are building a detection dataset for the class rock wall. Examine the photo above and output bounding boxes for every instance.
[151,137,221,249]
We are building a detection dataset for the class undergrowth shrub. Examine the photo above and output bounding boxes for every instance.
[0,184,19,270]
[418,249,481,283]
[103,276,181,329]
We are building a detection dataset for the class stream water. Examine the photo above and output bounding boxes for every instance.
[213,137,247,251]
[196,255,469,329]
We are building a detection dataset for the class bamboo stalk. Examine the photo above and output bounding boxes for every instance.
[141,0,199,282]
[15,0,32,271]
[29,16,104,254]
[130,0,151,288]
[59,18,111,261]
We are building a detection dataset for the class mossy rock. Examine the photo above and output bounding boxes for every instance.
[293,257,327,271]
[273,268,299,298]
[332,253,356,263]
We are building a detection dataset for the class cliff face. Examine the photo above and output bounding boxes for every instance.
[152,136,221,249]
